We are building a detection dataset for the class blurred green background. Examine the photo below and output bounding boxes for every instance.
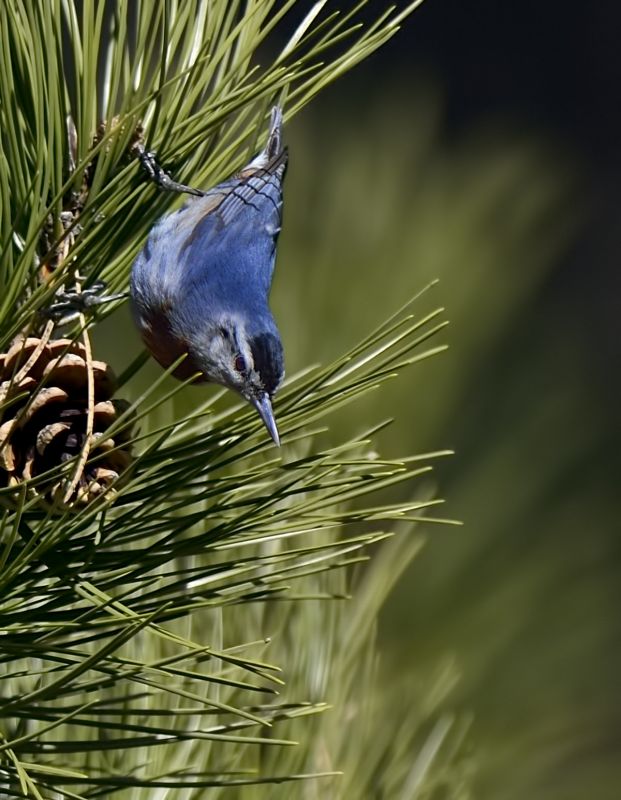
[95,3,620,797]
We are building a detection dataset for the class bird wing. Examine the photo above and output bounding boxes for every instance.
[173,149,288,290]
[201,148,287,229]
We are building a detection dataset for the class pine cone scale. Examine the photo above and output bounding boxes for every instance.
[0,335,134,510]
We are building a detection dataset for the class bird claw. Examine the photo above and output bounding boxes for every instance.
[43,281,128,325]
[134,143,204,197]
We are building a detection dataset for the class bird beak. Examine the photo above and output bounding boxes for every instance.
[251,393,280,446]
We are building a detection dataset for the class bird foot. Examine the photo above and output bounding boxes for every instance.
[43,281,128,325]
[133,143,204,197]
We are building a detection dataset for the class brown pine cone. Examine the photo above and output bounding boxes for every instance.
[0,335,133,510]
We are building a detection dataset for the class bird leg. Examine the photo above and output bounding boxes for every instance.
[133,142,204,197]
[43,281,128,325]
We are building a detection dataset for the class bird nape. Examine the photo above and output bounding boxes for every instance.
[129,106,288,445]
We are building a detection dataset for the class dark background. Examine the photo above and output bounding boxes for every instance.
[356,0,621,360]
[405,0,621,371]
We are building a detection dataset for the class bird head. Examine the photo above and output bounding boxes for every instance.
[193,313,284,445]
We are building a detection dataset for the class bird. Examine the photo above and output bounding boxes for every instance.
[130,107,288,445]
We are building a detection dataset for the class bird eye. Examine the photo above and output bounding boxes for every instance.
[234,355,246,373]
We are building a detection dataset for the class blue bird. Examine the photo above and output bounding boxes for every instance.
[130,107,287,445]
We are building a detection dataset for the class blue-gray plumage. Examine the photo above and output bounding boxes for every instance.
[130,107,287,444]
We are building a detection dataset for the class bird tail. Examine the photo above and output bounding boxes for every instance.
[243,106,287,174]
[265,106,283,160]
